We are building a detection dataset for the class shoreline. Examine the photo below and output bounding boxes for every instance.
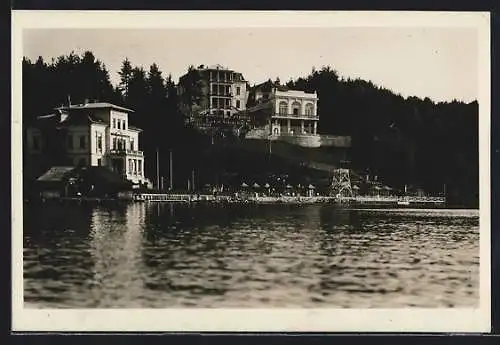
[24,193,459,209]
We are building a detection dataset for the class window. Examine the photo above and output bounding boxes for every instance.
[279,101,288,115]
[138,160,142,175]
[212,98,217,108]
[112,118,116,128]
[236,100,241,109]
[236,87,241,96]
[67,135,73,149]
[32,135,40,150]
[292,101,301,115]
[79,135,86,149]
[123,120,126,130]
[117,120,121,129]
[96,132,102,152]
[226,111,231,117]
[305,103,314,116]
[130,139,134,151]
[112,137,117,150]
[97,158,102,166]
[133,159,137,174]
[129,159,133,174]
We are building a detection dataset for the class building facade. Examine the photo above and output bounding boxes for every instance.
[25,102,148,186]
[246,82,322,147]
[177,64,250,128]
[269,89,319,137]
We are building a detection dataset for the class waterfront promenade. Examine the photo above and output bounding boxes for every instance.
[133,193,446,206]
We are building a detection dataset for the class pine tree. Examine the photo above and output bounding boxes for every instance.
[118,58,133,101]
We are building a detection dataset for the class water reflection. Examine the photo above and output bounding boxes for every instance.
[24,203,479,308]
[88,203,146,307]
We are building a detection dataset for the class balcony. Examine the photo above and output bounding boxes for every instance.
[110,128,130,137]
[272,113,319,120]
[209,92,233,98]
[109,149,144,157]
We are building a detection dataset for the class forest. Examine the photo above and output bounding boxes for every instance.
[22,52,479,207]
[282,67,479,206]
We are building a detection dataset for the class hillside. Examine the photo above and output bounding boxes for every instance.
[22,53,479,207]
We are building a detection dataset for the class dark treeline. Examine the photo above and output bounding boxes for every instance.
[23,51,205,185]
[283,66,479,206]
[23,53,478,206]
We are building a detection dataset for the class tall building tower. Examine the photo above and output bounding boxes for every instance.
[178,64,249,129]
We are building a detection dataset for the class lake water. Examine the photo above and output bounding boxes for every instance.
[23,202,480,308]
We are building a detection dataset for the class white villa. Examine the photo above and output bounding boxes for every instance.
[247,83,322,147]
[26,102,149,187]
[268,89,319,137]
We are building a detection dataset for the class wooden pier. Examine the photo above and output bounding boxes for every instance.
[134,193,446,207]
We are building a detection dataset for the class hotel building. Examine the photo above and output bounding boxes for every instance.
[177,64,250,128]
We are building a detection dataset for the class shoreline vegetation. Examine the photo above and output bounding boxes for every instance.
[23,52,479,208]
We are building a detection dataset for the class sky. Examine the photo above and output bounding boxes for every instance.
[23,27,478,103]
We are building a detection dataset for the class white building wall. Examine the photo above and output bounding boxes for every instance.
[110,110,129,133]
[232,81,248,111]
[128,130,140,151]
[273,90,318,116]
[89,123,107,166]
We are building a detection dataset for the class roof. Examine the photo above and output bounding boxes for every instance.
[205,64,231,71]
[59,113,106,127]
[57,102,134,113]
[253,81,316,96]
[128,125,142,132]
[37,166,75,182]
[73,166,133,187]
[275,89,317,98]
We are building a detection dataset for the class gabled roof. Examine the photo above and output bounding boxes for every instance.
[57,102,134,113]
[36,166,133,188]
[59,113,106,127]
[73,166,133,187]
[37,166,75,182]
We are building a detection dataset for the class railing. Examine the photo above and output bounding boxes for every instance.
[109,149,144,156]
[209,92,233,97]
[342,196,446,203]
[272,113,319,119]
[139,194,192,202]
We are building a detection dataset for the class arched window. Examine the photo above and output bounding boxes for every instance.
[279,101,288,115]
[292,101,301,115]
[305,103,314,116]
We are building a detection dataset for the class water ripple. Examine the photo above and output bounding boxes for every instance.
[24,203,479,308]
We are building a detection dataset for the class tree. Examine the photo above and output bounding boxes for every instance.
[118,58,133,100]
[285,64,479,206]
